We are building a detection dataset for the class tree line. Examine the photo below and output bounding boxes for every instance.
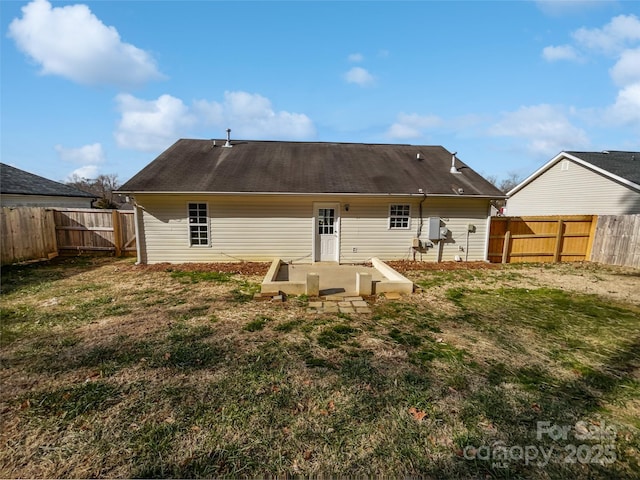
[65,173,123,209]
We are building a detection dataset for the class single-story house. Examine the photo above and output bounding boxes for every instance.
[506,151,640,216]
[117,136,505,264]
[1,163,96,208]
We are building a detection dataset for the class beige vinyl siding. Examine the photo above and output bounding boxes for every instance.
[137,194,312,263]
[339,198,418,263]
[340,197,490,263]
[135,193,492,264]
[424,198,488,262]
[0,194,93,209]
[507,160,640,216]
[425,197,491,262]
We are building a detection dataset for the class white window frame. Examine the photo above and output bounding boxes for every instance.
[389,204,411,230]
[187,202,210,247]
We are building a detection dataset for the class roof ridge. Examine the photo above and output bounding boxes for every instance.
[567,150,640,154]
[182,138,439,147]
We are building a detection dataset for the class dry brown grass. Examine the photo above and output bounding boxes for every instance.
[1,256,638,478]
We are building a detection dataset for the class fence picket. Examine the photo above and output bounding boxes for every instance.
[490,214,639,268]
[1,207,135,265]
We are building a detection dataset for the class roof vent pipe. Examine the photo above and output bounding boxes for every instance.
[223,128,232,148]
[450,152,461,174]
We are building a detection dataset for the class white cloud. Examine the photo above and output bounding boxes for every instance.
[386,113,443,139]
[489,104,589,155]
[344,67,375,87]
[56,143,105,180]
[348,53,364,63]
[541,14,640,131]
[386,124,422,140]
[114,94,196,152]
[115,91,316,152]
[542,44,582,62]
[55,143,105,165]
[610,48,640,87]
[68,164,99,180]
[194,91,316,140]
[572,14,640,54]
[606,83,640,125]
[7,0,163,87]
[192,99,224,125]
[541,14,640,63]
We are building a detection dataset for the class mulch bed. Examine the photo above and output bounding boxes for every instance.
[132,260,502,276]
[385,260,503,273]
[135,261,271,276]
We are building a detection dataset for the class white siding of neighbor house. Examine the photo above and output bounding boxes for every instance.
[134,193,492,264]
[0,194,93,209]
[507,160,640,216]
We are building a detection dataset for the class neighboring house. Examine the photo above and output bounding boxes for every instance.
[117,137,505,264]
[1,163,95,208]
[506,151,640,216]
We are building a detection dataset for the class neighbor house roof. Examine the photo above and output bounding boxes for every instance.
[0,163,95,199]
[565,151,640,185]
[118,139,505,197]
[508,151,640,196]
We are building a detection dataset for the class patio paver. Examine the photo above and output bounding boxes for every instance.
[306,295,373,315]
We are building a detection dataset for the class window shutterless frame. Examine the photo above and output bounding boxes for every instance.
[187,202,210,246]
[389,204,411,230]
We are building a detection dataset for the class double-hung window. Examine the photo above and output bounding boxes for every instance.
[188,203,209,246]
[389,204,411,229]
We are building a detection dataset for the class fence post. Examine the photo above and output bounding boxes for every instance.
[585,215,598,261]
[112,210,122,257]
[553,219,564,262]
[501,231,511,263]
[501,218,511,263]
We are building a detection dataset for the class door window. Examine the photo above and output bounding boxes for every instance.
[318,208,335,235]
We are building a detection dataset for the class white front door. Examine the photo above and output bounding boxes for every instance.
[315,204,339,262]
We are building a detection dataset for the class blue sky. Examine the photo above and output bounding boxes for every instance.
[2,0,639,185]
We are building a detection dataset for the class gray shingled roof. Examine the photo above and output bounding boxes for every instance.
[118,139,505,197]
[1,163,95,198]
[566,151,640,186]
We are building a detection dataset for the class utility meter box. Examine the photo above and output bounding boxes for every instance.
[427,217,449,241]
[427,217,446,241]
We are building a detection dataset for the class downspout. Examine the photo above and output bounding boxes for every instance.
[483,202,492,262]
[415,192,427,261]
[132,198,143,265]
[417,192,427,239]
[465,228,470,262]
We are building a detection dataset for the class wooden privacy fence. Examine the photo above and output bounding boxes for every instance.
[1,207,58,265]
[1,207,136,265]
[488,215,596,264]
[590,215,640,269]
[54,209,136,257]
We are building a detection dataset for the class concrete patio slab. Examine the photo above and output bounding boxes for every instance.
[260,258,414,297]
[275,263,385,296]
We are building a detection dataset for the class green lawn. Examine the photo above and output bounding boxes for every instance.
[1,257,638,478]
